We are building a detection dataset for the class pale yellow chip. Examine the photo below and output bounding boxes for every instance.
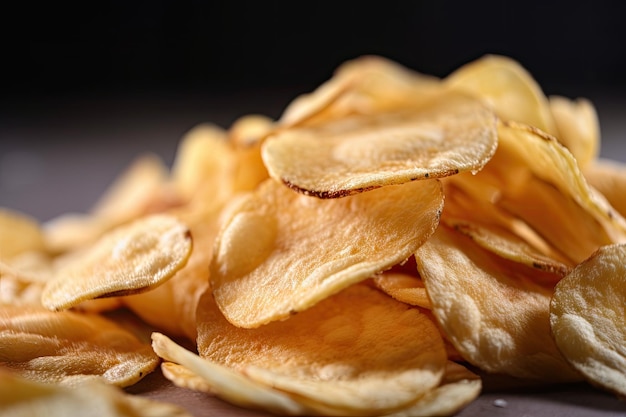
[416,225,580,381]
[0,208,46,260]
[41,214,192,311]
[0,305,159,387]
[197,283,447,414]
[549,95,600,169]
[262,91,497,198]
[0,368,191,417]
[210,177,444,328]
[550,243,626,398]
[152,332,310,416]
[445,54,557,135]
[584,158,626,218]
[372,272,432,309]
[384,361,481,417]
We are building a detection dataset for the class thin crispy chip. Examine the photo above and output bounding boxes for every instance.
[445,54,557,135]
[0,208,46,259]
[549,95,600,169]
[0,305,159,387]
[550,243,626,397]
[416,225,580,381]
[371,272,432,309]
[152,332,310,416]
[211,178,443,328]
[197,283,447,414]
[41,214,192,311]
[0,368,190,417]
[262,91,497,198]
[384,361,481,417]
[584,158,626,218]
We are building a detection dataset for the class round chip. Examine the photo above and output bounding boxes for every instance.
[0,305,159,387]
[416,225,581,381]
[262,91,497,198]
[210,177,444,328]
[41,214,193,311]
[550,243,626,398]
[197,284,447,414]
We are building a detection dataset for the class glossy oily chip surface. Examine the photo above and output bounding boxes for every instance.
[371,272,432,309]
[197,284,447,414]
[262,91,497,198]
[0,305,159,387]
[415,225,580,381]
[41,214,193,311]
[550,243,626,397]
[210,178,444,328]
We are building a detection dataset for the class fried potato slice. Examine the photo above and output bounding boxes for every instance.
[41,214,192,311]
[197,283,447,414]
[384,361,481,417]
[550,243,626,398]
[549,95,600,169]
[584,158,626,218]
[211,177,444,328]
[0,305,159,387]
[371,272,431,309]
[0,208,46,259]
[152,332,310,416]
[0,368,190,417]
[445,54,557,135]
[278,55,440,128]
[262,91,497,198]
[416,225,580,381]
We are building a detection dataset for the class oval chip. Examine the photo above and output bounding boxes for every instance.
[262,91,497,198]
[41,214,193,311]
[550,243,626,398]
[0,305,159,387]
[210,177,444,328]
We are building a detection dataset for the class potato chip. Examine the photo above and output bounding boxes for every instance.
[549,95,600,169]
[416,225,580,381]
[152,332,310,416]
[371,272,432,309]
[550,243,626,398]
[0,305,159,387]
[278,55,440,128]
[210,177,443,328]
[0,368,190,417]
[263,91,497,198]
[41,214,192,311]
[445,54,557,135]
[384,361,481,417]
[584,158,626,218]
[197,283,447,414]
[0,208,46,260]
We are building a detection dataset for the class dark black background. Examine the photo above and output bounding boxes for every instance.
[3,1,626,100]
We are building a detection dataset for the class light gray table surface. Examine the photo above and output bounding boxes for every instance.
[1,90,625,417]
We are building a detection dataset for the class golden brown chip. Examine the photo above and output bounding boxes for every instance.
[41,214,193,311]
[416,225,580,381]
[371,272,432,309]
[152,332,310,416]
[0,368,190,417]
[549,95,600,169]
[0,305,159,387]
[211,177,443,328]
[550,243,626,398]
[197,283,447,414]
[263,91,497,198]
[0,208,46,260]
[445,54,557,135]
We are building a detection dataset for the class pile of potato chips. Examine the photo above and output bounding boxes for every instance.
[1,54,625,416]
